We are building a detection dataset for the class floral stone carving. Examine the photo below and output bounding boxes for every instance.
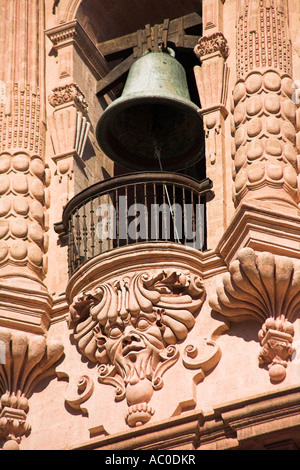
[68,269,206,427]
[209,248,300,382]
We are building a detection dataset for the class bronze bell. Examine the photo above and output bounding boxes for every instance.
[96,49,204,171]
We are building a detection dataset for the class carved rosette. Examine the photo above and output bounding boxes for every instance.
[0,328,64,449]
[232,0,298,209]
[68,269,207,427]
[209,247,300,382]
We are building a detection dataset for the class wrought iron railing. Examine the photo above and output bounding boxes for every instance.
[55,172,213,275]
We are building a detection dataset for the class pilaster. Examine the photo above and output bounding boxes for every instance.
[193,0,230,248]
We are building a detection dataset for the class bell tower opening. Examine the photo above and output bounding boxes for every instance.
[79,1,205,180]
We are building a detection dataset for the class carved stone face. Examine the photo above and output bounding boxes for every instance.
[70,270,205,424]
[95,311,166,387]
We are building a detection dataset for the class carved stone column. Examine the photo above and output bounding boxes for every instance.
[0,0,51,324]
[0,0,64,449]
[232,0,298,212]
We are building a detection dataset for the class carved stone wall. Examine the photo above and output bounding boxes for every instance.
[0,0,299,451]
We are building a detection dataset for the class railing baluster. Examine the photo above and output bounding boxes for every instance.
[60,173,212,275]
[75,208,81,269]
[125,186,129,245]
[68,217,75,275]
[191,191,195,249]
[98,195,103,255]
[115,188,119,248]
[82,203,88,263]
[153,182,158,241]
[90,198,95,258]
[182,187,187,244]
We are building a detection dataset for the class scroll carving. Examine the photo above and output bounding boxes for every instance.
[209,247,300,382]
[68,269,206,427]
[0,328,64,449]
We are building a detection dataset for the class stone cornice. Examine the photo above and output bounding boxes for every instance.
[67,385,300,450]
[217,201,300,266]
[45,20,111,80]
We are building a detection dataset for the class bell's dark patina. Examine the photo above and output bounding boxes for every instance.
[96,50,204,171]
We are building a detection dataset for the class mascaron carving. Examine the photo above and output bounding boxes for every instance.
[209,248,299,382]
[68,269,206,427]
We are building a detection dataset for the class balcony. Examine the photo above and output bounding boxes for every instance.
[55,172,213,276]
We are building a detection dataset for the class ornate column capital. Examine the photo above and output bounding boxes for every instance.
[194,32,229,61]
[48,83,89,113]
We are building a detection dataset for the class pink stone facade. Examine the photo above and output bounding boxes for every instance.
[0,0,299,450]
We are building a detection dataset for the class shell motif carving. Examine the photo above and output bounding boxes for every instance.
[68,269,206,427]
[0,328,64,449]
[209,248,299,382]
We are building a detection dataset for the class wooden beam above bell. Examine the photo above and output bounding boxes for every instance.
[96,12,202,96]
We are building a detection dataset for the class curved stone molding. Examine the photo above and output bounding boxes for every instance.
[68,269,205,427]
[183,338,221,377]
[209,247,300,382]
[65,374,95,413]
[0,328,64,449]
